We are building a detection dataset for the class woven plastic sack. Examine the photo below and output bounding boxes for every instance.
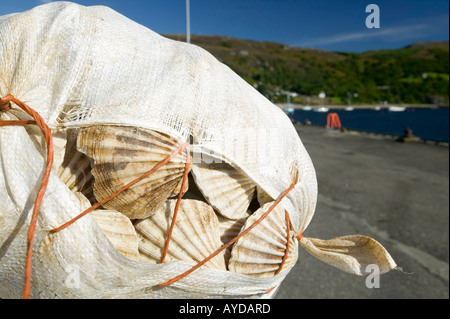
[0,2,396,299]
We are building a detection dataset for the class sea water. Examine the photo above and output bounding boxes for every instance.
[292,107,449,142]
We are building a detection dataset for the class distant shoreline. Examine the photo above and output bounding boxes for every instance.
[278,103,448,110]
[291,122,449,147]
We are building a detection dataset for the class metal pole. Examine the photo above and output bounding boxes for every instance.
[186,0,191,43]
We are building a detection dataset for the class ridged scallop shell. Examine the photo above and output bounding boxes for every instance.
[56,129,94,198]
[77,125,189,219]
[73,192,139,261]
[217,212,250,246]
[90,210,139,261]
[51,130,69,172]
[228,202,298,277]
[134,199,227,270]
[191,162,256,220]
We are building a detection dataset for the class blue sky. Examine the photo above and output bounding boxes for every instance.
[1,0,448,52]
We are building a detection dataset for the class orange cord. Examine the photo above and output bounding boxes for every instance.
[50,142,190,233]
[158,183,296,287]
[0,120,37,126]
[160,151,191,263]
[0,99,11,112]
[265,286,276,295]
[0,94,54,299]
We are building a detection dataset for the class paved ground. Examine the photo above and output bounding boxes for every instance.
[275,124,449,299]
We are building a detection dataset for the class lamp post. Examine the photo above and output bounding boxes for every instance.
[186,0,191,43]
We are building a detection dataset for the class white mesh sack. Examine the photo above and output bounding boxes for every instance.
[0,2,396,299]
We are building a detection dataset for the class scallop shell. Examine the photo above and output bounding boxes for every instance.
[217,212,250,246]
[228,201,298,277]
[191,161,256,220]
[73,192,139,261]
[77,125,189,219]
[51,130,69,172]
[56,129,94,198]
[134,199,227,270]
[90,210,140,261]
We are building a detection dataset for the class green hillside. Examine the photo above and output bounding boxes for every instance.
[165,35,449,106]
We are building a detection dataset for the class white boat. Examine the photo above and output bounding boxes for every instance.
[314,107,329,112]
[388,106,406,112]
[344,107,354,111]
[302,106,312,111]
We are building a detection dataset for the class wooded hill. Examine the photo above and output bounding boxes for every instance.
[165,35,449,106]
